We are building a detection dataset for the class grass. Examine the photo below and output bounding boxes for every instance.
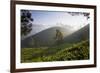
[21,40,89,63]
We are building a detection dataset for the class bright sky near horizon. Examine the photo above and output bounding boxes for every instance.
[31,10,89,30]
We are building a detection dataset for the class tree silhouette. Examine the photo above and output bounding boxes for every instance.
[55,29,63,45]
[21,10,33,36]
[31,37,40,48]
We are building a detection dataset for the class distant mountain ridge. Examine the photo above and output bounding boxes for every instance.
[63,24,89,43]
[21,26,73,48]
[21,24,89,48]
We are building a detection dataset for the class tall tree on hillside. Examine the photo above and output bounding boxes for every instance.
[21,10,33,36]
[31,37,39,48]
[55,29,63,45]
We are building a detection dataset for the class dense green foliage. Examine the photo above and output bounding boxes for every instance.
[21,10,33,36]
[21,40,89,63]
[55,29,64,45]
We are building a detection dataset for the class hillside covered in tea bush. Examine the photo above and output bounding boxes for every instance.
[21,40,89,63]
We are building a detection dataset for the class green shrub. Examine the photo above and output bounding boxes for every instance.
[21,40,89,62]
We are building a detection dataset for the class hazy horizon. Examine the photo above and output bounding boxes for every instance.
[21,10,90,39]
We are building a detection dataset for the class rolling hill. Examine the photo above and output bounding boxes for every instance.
[21,24,89,48]
[63,24,89,43]
[21,26,73,48]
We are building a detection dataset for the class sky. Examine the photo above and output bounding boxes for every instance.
[21,10,90,39]
[31,10,89,30]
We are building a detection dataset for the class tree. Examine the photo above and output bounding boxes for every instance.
[31,37,39,48]
[21,10,33,36]
[55,29,63,45]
